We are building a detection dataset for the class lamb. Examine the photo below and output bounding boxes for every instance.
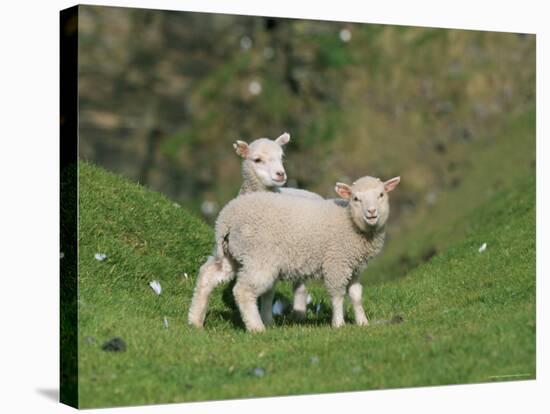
[233,132,322,201]
[188,174,400,332]
[233,132,322,322]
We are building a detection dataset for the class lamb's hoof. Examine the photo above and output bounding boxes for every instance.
[356,319,369,327]
[187,316,204,329]
[247,324,266,333]
[332,321,346,328]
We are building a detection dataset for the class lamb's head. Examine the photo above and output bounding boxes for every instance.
[233,132,290,188]
[335,176,401,231]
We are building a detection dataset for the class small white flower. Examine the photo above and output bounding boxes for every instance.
[272,299,285,316]
[339,29,352,42]
[149,280,162,295]
[60,252,64,259]
[248,81,262,96]
[263,47,274,59]
[306,294,313,305]
[478,243,487,253]
[183,272,189,279]
[173,202,181,208]
[425,191,437,205]
[201,200,218,216]
[252,367,265,377]
[163,316,169,329]
[240,36,252,50]
[94,253,107,261]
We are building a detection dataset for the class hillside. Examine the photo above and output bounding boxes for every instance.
[365,107,535,284]
[77,6,536,230]
[76,161,535,408]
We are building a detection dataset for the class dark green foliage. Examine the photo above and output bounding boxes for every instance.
[315,32,354,68]
[78,5,536,235]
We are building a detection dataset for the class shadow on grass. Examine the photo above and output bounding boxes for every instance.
[210,282,333,330]
[206,309,334,330]
[207,309,246,330]
[275,313,334,328]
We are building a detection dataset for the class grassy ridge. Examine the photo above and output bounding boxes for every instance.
[366,107,536,284]
[77,161,535,408]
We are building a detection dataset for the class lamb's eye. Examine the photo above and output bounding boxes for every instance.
[379,192,384,198]
[353,196,359,202]
[253,158,262,163]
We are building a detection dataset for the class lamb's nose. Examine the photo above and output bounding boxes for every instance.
[276,171,285,179]
[367,207,377,215]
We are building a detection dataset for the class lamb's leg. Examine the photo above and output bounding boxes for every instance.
[329,290,346,328]
[324,267,352,328]
[233,269,277,332]
[348,274,368,326]
[260,286,275,326]
[292,281,308,321]
[188,256,235,328]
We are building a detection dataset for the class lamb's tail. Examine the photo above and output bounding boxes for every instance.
[214,218,231,260]
[188,218,235,328]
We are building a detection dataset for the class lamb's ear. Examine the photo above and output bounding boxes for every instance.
[335,182,352,199]
[233,140,249,158]
[275,132,290,147]
[384,176,401,192]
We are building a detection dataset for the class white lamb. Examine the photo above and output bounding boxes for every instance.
[233,132,322,322]
[188,174,401,332]
[234,132,323,200]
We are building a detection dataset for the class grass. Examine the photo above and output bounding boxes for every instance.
[77,160,535,408]
[365,107,536,284]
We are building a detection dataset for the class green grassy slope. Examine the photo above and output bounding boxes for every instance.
[77,161,535,408]
[365,107,536,284]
